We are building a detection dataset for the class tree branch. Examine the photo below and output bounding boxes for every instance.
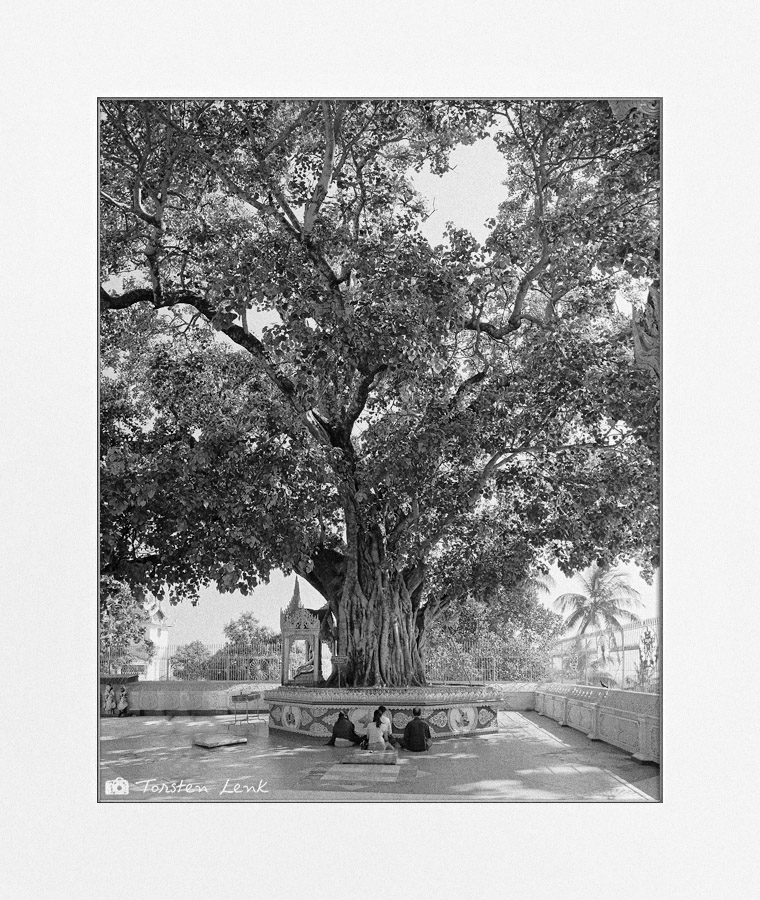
[341,364,388,439]
[101,282,352,464]
[413,450,507,561]
[261,101,320,158]
[100,285,298,399]
[303,101,337,236]
[448,370,488,409]
[148,102,343,292]
[297,546,346,609]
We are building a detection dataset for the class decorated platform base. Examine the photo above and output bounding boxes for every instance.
[264,685,501,740]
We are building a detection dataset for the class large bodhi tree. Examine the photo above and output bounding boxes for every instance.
[100,99,660,686]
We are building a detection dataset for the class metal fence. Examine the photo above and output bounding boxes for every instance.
[424,635,554,684]
[100,641,283,682]
[100,621,660,691]
[100,636,551,684]
[547,617,660,692]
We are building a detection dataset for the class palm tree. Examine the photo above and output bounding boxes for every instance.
[553,563,644,684]
[554,563,644,633]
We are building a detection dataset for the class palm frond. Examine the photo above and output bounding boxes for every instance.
[605,613,623,630]
[553,592,587,614]
[564,608,585,631]
[529,571,556,596]
[604,574,643,605]
[574,570,595,596]
[618,609,643,624]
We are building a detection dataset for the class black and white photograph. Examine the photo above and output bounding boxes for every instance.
[3,2,759,898]
[98,97,661,803]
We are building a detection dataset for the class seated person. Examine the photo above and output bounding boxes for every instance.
[326,711,362,746]
[365,710,393,752]
[377,705,399,747]
[400,707,432,752]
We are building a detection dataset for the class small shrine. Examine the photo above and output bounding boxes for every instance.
[280,579,322,685]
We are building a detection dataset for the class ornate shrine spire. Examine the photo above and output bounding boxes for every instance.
[285,577,302,617]
[281,577,318,633]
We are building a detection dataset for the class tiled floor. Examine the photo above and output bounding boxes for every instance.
[98,710,660,802]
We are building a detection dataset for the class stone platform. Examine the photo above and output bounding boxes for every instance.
[263,685,501,739]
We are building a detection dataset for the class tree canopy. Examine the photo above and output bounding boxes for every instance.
[223,611,279,646]
[100,99,660,686]
[99,576,154,670]
[425,578,564,682]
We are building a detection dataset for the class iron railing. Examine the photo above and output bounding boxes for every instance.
[100,621,660,692]
[100,641,283,682]
[547,617,661,692]
[424,635,554,684]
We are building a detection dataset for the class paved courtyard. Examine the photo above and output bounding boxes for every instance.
[99,710,659,802]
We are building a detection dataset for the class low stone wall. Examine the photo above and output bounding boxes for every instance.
[99,681,279,716]
[490,682,541,711]
[428,682,539,710]
[534,683,660,763]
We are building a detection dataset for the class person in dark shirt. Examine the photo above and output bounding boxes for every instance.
[400,707,432,752]
[326,711,363,746]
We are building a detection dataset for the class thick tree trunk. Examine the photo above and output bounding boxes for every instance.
[311,507,427,686]
[337,566,427,686]
[300,463,429,686]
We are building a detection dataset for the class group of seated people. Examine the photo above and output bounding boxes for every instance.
[326,706,432,752]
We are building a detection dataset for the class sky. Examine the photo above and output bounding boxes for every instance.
[410,137,512,245]
[165,136,659,645]
[166,573,321,645]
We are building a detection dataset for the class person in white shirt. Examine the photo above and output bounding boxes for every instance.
[377,705,399,746]
[365,710,393,751]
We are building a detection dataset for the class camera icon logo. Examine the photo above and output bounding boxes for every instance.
[105,777,130,796]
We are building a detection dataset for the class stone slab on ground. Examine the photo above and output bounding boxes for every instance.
[342,749,398,765]
[323,764,400,782]
[193,733,248,749]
